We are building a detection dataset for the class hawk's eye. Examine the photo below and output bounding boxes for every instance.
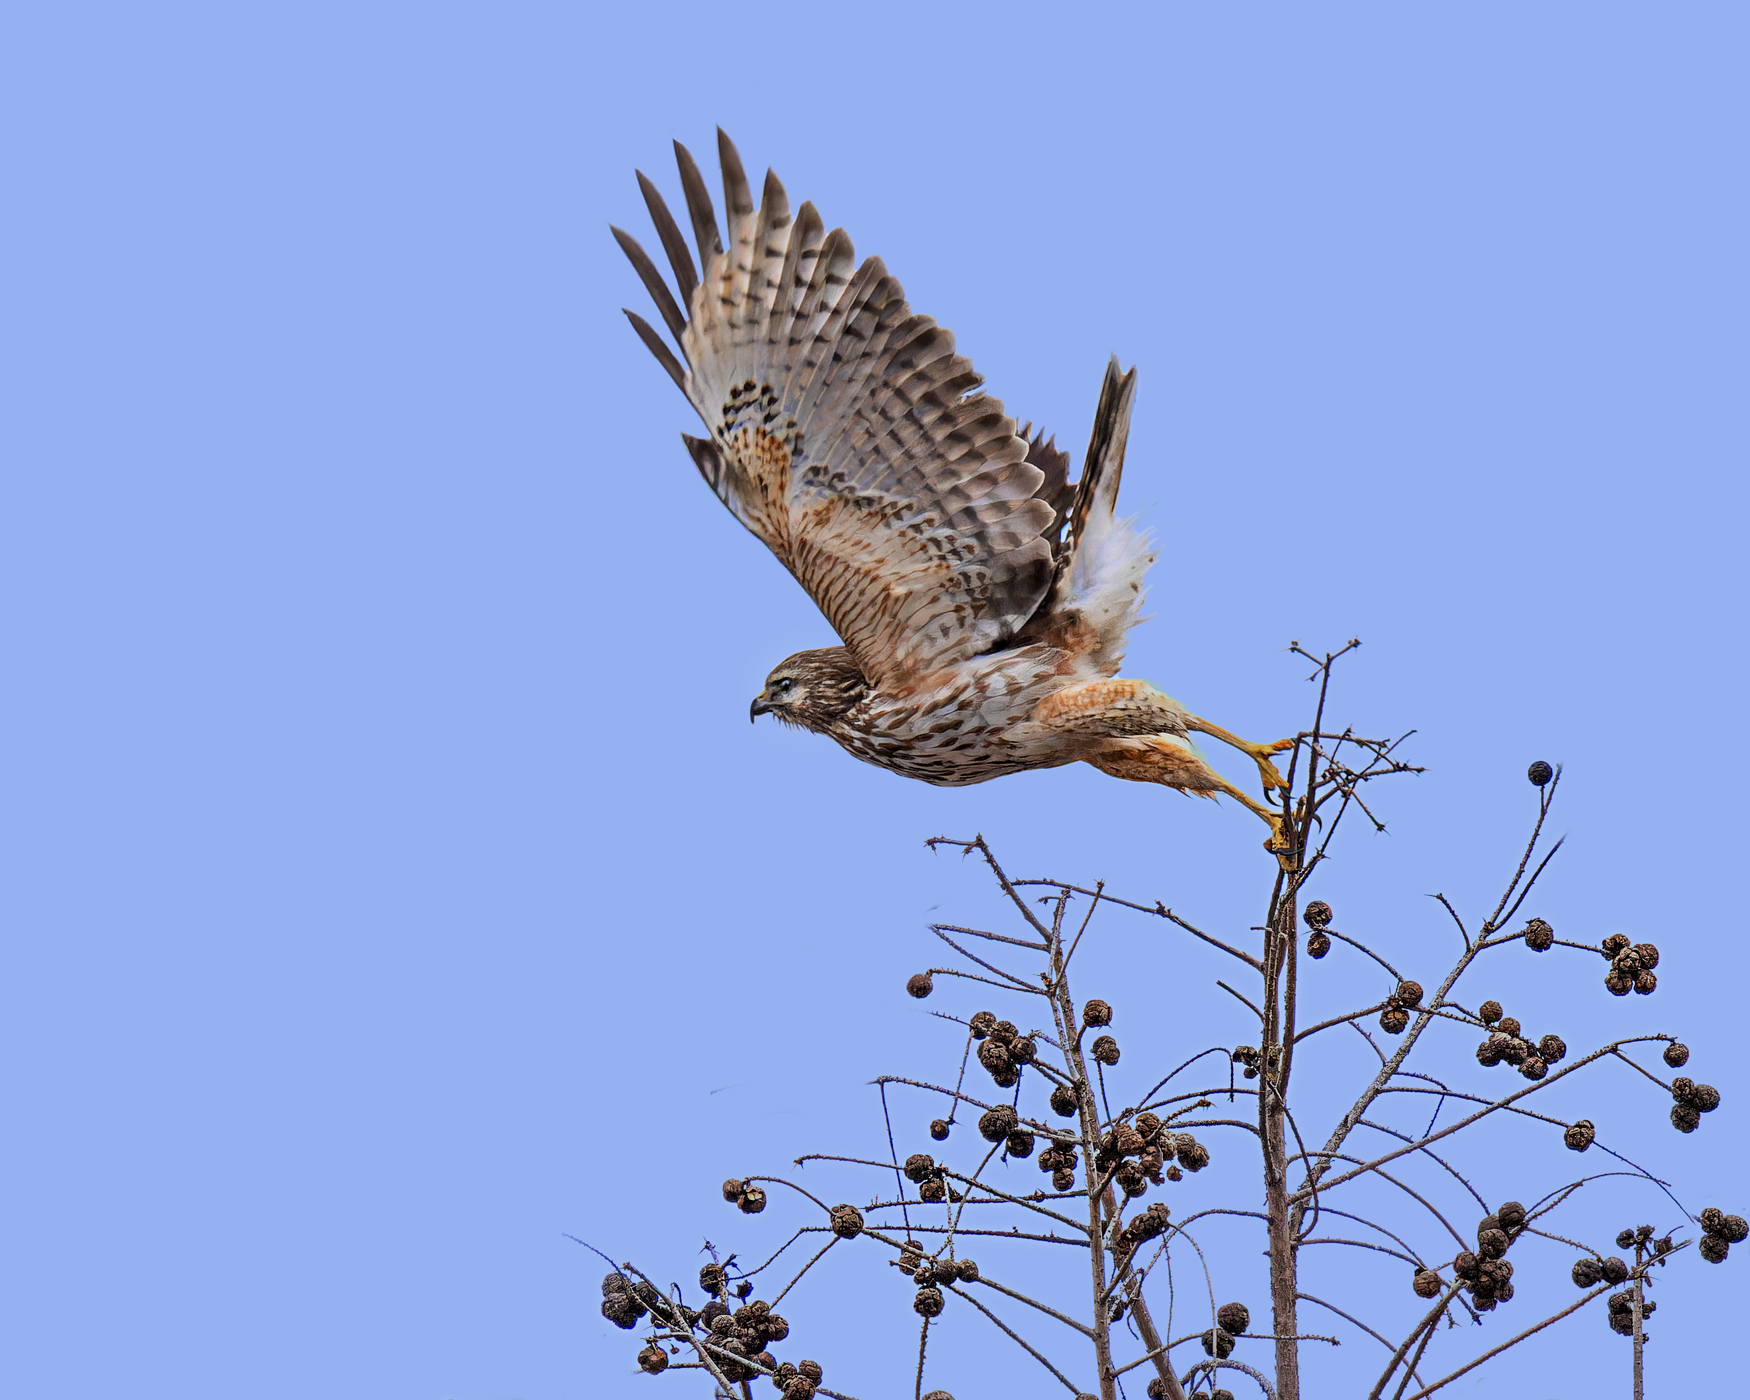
[776,677,795,692]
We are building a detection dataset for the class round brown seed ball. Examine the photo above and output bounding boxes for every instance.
[1147,1381,1171,1400]
[1049,1083,1079,1118]
[955,1257,980,1282]
[1634,970,1658,995]
[723,1178,747,1203]
[990,1020,1018,1045]
[1633,942,1660,970]
[1524,918,1554,951]
[976,1040,1012,1075]
[968,1011,996,1039]
[782,1378,814,1400]
[1519,1056,1549,1081]
[1501,1037,1530,1067]
[1564,1119,1595,1151]
[913,1286,945,1318]
[1602,933,1631,955]
[1303,900,1333,928]
[1572,1257,1603,1287]
[1306,931,1331,959]
[1476,1038,1505,1067]
[1052,1167,1076,1191]
[929,1118,951,1141]
[918,1179,945,1203]
[1497,1016,1522,1038]
[637,1344,669,1373]
[600,1295,639,1329]
[1091,1035,1121,1066]
[1477,1228,1509,1259]
[1082,998,1113,1027]
[978,1105,1019,1142]
[1200,1327,1234,1358]
[738,1186,767,1214]
[1539,1034,1567,1064]
[797,1359,823,1382]
[1006,1130,1036,1159]
[1604,969,1633,997]
[1616,1228,1637,1250]
[1453,1250,1480,1280]
[1497,1201,1527,1232]
[1613,948,1644,976]
[1395,980,1425,1008]
[1663,1042,1690,1068]
[1528,760,1553,786]
[1673,1076,1695,1102]
[1601,1256,1629,1284]
[1716,1215,1750,1244]
[906,972,934,999]
[1699,1206,1725,1233]
[1217,1301,1250,1334]
[1164,1164,1183,1182]
[699,1263,726,1294]
[1008,1036,1037,1065]
[1479,1000,1504,1025]
[1692,1083,1721,1112]
[1412,1269,1443,1298]
[1379,1006,1409,1034]
[829,1203,864,1238]
[710,1313,736,1335]
[1700,1235,1730,1264]
[1177,1139,1210,1172]
[989,1067,1019,1089]
[904,1153,935,1183]
[1671,1104,1701,1133]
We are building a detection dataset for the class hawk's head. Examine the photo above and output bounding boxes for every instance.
[750,647,870,732]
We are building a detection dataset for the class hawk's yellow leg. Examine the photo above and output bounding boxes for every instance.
[1185,715,1295,794]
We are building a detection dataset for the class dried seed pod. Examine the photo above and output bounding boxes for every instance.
[929,1118,951,1141]
[1082,999,1113,1027]
[898,1240,924,1274]
[1497,1016,1522,1038]
[968,1011,996,1040]
[637,1344,669,1373]
[1136,1112,1162,1137]
[698,1300,729,1327]
[1164,1164,1183,1182]
[954,1257,980,1282]
[1497,1201,1527,1232]
[1700,1235,1730,1264]
[1217,1301,1250,1334]
[1699,1207,1725,1233]
[1476,1038,1505,1067]
[829,1203,864,1239]
[1495,1279,1516,1304]
[913,1286,945,1318]
[1454,1251,1480,1281]
[1233,1045,1259,1067]
[1379,1007,1409,1034]
[1008,1036,1037,1065]
[1147,1382,1171,1400]
[1005,1130,1036,1159]
[989,1067,1019,1089]
[1572,1257,1603,1287]
[1303,900,1333,928]
[1671,1103,1701,1133]
[1634,1224,1654,1244]
[1602,933,1631,956]
[798,1362,824,1385]
[978,1105,1019,1142]
[770,1362,798,1392]
[920,1392,955,1400]
[1479,1000,1504,1024]
[906,972,934,999]
[1394,980,1425,1008]
[1090,1034,1121,1066]
[711,1313,736,1335]
[1052,1167,1077,1191]
[1477,1228,1509,1259]
[1655,1236,1674,1257]
[601,1271,630,1298]
[1604,969,1633,997]
[1528,760,1553,786]
[1479,1257,1514,1286]
[1524,918,1554,951]
[1716,1215,1749,1245]
[1616,1228,1637,1250]
[1200,1327,1235,1359]
[1519,1055,1549,1081]
[600,1295,640,1329]
[1539,1034,1567,1064]
[1633,942,1659,970]
[751,1352,777,1374]
[1049,1083,1080,1118]
[1306,931,1331,959]
[904,1153,936,1183]
[1210,1391,1235,1400]
[1177,1138,1210,1173]
[976,1040,1013,1076]
[1672,1076,1695,1102]
[1564,1119,1595,1151]
[918,1179,945,1203]
[1634,971,1658,995]
[1663,1042,1690,1068]
[989,1020,1018,1045]
[1692,1083,1721,1112]
[739,1186,767,1214]
[1601,1256,1629,1284]
[1501,1038,1529,1067]
[699,1263,726,1294]
[1612,949,1643,976]
[723,1178,747,1203]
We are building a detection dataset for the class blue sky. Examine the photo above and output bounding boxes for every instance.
[3,4,1744,1397]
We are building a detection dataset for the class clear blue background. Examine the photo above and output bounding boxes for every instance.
[3,4,1744,1397]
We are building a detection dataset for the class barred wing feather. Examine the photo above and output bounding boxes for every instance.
[615,131,1057,693]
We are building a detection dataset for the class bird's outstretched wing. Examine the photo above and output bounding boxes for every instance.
[613,131,1059,693]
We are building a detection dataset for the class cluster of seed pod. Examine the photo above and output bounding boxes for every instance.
[1669,1075,1723,1134]
[1698,1207,1748,1263]
[1231,1044,1280,1080]
[967,1011,1037,1089]
[1471,1000,1567,1081]
[601,1271,666,1331]
[1600,932,1660,997]
[1378,980,1424,1035]
[1605,1287,1656,1337]
[1303,900,1333,959]
[1198,1300,1251,1359]
[896,1239,981,1318]
[1036,1137,1082,1192]
[1570,1252,1631,1290]
[720,1177,768,1215]
[1102,1111,1209,1195]
[1444,1201,1528,1311]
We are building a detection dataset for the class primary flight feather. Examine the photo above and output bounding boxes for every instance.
[615,130,1290,844]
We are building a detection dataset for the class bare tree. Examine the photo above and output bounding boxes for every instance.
[587,645,1741,1399]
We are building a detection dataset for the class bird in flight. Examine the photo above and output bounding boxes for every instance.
[614,132,1291,847]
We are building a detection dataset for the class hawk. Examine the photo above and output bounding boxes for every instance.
[614,131,1291,846]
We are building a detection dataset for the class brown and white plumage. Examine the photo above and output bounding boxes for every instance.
[615,132,1290,836]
